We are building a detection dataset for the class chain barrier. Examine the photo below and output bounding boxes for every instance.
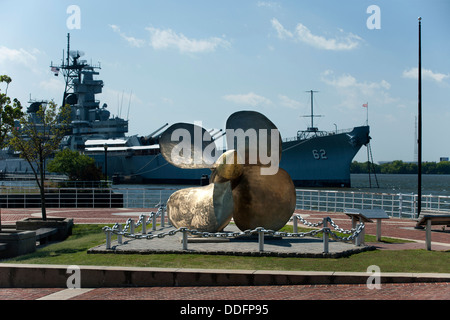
[103,210,365,254]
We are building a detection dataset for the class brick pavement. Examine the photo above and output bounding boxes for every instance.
[70,282,450,300]
[0,283,449,301]
[0,208,449,301]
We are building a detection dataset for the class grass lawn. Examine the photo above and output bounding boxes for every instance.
[2,224,449,274]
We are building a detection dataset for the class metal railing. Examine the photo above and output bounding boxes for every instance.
[2,184,450,217]
[115,187,179,208]
[0,186,122,208]
[296,189,450,218]
[0,185,176,208]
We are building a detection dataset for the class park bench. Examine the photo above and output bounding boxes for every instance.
[416,212,450,250]
[35,228,58,245]
[344,208,390,243]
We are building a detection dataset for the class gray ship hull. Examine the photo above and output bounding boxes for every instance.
[96,151,211,185]
[280,126,370,187]
[0,125,369,187]
[84,125,370,187]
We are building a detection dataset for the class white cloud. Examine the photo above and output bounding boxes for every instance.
[257,1,281,9]
[39,77,65,95]
[0,46,37,67]
[403,67,449,83]
[109,25,146,48]
[271,19,362,51]
[271,18,293,39]
[110,24,230,54]
[321,70,390,94]
[278,95,302,109]
[146,27,230,53]
[161,97,174,105]
[321,70,394,109]
[223,92,272,107]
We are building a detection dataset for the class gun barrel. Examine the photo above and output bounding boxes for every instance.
[147,123,169,139]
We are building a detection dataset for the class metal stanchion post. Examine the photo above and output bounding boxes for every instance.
[323,217,329,254]
[426,219,432,251]
[258,228,264,252]
[105,230,111,249]
[117,224,122,245]
[182,228,188,250]
[152,212,157,231]
[130,219,135,234]
[355,224,361,246]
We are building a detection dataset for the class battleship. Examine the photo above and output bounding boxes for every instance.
[0,34,370,187]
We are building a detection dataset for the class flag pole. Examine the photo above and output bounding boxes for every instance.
[366,102,369,125]
[417,17,422,219]
[362,102,369,125]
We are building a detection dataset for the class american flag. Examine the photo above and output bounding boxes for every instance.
[362,103,368,108]
[51,66,60,76]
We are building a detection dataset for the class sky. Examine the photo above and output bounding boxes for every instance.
[0,0,449,163]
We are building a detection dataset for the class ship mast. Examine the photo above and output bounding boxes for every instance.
[62,33,71,108]
[302,90,322,132]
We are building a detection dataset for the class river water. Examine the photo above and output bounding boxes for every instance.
[3,173,450,197]
[113,174,450,197]
[345,174,450,196]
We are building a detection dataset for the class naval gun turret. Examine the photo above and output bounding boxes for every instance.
[140,123,169,145]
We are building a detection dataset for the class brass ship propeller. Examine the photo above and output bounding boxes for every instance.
[159,111,296,233]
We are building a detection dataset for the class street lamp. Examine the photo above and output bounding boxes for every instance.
[417,17,422,219]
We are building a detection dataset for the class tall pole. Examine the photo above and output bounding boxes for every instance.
[417,17,422,218]
[310,90,314,129]
[366,102,369,125]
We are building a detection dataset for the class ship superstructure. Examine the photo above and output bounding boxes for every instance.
[51,34,128,151]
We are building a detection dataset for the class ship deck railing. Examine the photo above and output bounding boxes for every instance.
[0,183,449,218]
[282,127,355,143]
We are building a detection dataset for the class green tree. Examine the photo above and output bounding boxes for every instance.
[47,148,103,181]
[423,162,437,174]
[0,75,23,148]
[0,75,23,231]
[9,101,71,221]
[436,161,450,174]
[350,161,380,174]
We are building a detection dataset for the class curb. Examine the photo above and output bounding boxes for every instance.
[87,243,377,258]
[1,263,449,288]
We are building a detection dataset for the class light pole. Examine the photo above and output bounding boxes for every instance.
[417,17,422,219]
